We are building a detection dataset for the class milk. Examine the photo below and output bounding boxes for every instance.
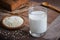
[29,11,47,33]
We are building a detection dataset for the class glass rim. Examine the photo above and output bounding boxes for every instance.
[29,6,47,10]
[28,6,47,14]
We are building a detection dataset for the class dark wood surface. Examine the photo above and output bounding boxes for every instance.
[0,0,60,40]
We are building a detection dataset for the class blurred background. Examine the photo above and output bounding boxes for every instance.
[30,0,60,7]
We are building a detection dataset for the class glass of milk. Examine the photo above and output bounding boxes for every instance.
[29,6,47,37]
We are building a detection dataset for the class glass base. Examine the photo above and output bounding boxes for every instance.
[29,31,46,37]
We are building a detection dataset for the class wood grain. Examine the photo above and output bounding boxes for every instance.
[0,1,60,40]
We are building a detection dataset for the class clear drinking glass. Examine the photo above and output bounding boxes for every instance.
[29,6,47,37]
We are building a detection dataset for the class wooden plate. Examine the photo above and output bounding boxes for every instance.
[2,15,24,30]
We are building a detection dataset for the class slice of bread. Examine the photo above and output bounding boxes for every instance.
[0,0,28,11]
[2,16,24,29]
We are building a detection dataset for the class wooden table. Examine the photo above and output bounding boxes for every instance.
[21,1,60,40]
[0,1,60,40]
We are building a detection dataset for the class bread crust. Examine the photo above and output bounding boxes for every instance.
[0,0,29,11]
